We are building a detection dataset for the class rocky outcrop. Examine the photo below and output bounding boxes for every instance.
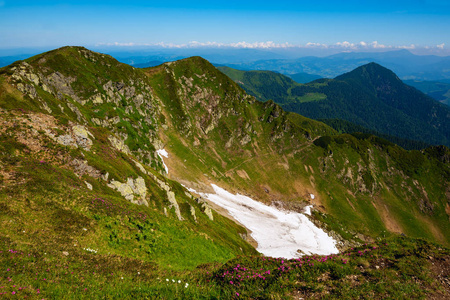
[194,197,214,221]
[107,177,148,206]
[108,135,131,155]
[55,124,94,151]
[190,205,197,222]
[203,203,214,221]
[70,158,102,178]
[150,174,183,221]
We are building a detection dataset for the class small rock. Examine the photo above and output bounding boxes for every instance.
[84,181,93,190]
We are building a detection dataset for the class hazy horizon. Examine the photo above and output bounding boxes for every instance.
[1,0,449,56]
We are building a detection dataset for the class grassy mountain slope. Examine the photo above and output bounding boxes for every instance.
[217,66,327,105]
[216,66,299,103]
[0,47,449,298]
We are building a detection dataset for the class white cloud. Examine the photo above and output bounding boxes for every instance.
[398,44,416,50]
[186,41,294,49]
[305,42,328,48]
[234,41,293,49]
[96,41,447,54]
[98,41,295,49]
[335,41,356,49]
[370,41,387,49]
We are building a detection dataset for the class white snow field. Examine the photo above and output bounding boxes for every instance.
[198,185,338,258]
[159,148,338,258]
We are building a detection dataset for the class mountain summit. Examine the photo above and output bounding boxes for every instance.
[335,62,402,84]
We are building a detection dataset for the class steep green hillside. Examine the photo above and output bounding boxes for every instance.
[319,118,431,150]
[216,66,298,103]
[404,79,450,106]
[0,47,449,298]
[218,66,327,105]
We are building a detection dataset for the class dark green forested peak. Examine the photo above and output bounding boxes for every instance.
[335,62,402,85]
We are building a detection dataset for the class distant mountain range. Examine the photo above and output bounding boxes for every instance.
[3,49,450,82]
[219,63,450,148]
[221,49,450,81]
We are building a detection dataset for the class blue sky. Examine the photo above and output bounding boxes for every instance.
[1,0,449,55]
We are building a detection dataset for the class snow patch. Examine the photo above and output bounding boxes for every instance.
[190,184,338,258]
[310,193,315,200]
[157,149,169,158]
[156,149,169,174]
[303,205,313,216]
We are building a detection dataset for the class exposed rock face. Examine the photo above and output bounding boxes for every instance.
[46,71,78,102]
[133,160,148,175]
[56,134,75,147]
[70,158,102,178]
[203,203,214,221]
[107,177,149,206]
[194,197,214,221]
[190,205,197,222]
[108,135,131,155]
[72,125,94,150]
[151,174,183,220]
[55,124,94,150]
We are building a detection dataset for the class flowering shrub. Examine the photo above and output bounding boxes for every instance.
[212,241,411,298]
